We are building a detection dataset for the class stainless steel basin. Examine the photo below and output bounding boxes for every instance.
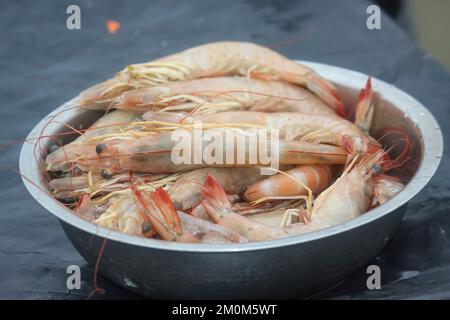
[20,62,443,299]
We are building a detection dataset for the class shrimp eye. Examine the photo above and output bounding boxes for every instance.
[60,197,77,204]
[54,171,66,179]
[142,221,152,234]
[372,163,382,174]
[72,166,82,176]
[96,143,107,155]
[101,169,113,180]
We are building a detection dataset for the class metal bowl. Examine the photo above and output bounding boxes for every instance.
[20,62,443,299]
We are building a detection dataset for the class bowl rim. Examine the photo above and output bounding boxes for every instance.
[20,61,443,253]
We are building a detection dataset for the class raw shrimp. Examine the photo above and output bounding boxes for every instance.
[243,165,335,202]
[201,174,328,242]
[77,42,343,113]
[145,111,372,153]
[310,128,410,225]
[49,172,166,199]
[94,194,146,237]
[114,77,336,115]
[50,131,348,174]
[201,150,387,241]
[134,188,246,243]
[170,166,270,222]
[170,167,266,211]
[310,151,385,225]
[92,189,245,242]
[203,111,372,153]
[45,43,412,245]
[46,110,139,171]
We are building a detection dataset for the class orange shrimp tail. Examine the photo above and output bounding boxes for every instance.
[354,77,374,128]
[150,188,183,234]
[366,76,372,92]
[357,77,372,107]
[305,74,345,117]
[201,174,232,210]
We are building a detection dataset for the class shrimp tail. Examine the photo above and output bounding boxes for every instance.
[131,184,178,240]
[200,174,235,224]
[150,188,183,234]
[143,188,199,242]
[304,73,345,117]
[201,174,232,211]
[355,77,375,132]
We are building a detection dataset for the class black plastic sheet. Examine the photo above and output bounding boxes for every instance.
[0,0,449,299]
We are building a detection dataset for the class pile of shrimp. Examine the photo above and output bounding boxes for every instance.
[44,41,409,244]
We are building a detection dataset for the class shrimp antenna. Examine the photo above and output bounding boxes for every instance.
[376,128,412,171]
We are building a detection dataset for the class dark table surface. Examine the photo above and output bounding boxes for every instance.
[1,0,449,299]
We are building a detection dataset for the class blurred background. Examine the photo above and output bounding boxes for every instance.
[380,0,450,69]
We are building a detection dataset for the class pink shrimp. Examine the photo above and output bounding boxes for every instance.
[140,188,246,243]
[49,172,166,199]
[200,174,328,242]
[77,42,343,113]
[113,77,336,115]
[310,151,386,225]
[201,150,391,241]
[243,165,336,202]
[47,131,348,174]
[93,194,149,237]
[169,167,265,211]
[144,111,372,153]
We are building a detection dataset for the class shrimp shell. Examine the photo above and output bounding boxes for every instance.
[117,77,335,115]
[78,42,343,112]
[163,111,372,153]
[244,165,335,202]
[68,131,348,174]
